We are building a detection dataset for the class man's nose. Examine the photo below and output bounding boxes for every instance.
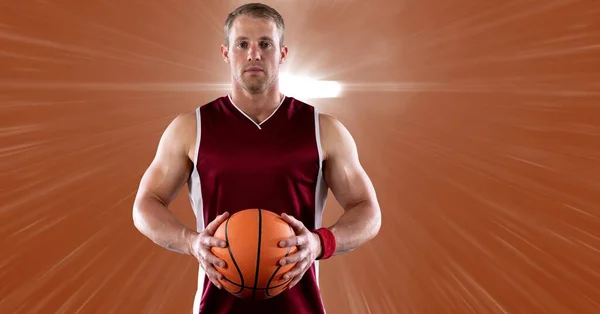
[247,44,261,61]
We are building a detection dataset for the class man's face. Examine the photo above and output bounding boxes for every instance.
[221,16,287,94]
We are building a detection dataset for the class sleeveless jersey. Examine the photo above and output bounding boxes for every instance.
[187,95,329,314]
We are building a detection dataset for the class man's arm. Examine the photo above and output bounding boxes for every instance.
[320,113,382,256]
[273,113,382,288]
[132,111,197,255]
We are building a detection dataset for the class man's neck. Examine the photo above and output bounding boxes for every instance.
[230,84,284,123]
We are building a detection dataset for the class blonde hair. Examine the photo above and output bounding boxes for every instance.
[223,3,285,47]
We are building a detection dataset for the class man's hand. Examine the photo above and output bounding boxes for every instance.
[278,213,322,290]
[188,212,230,289]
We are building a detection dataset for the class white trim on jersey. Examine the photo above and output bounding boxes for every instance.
[226,94,286,130]
[189,106,205,314]
[313,107,329,313]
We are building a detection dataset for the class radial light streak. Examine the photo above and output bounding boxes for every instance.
[279,72,342,99]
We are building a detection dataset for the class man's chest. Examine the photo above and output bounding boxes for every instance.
[197,129,319,179]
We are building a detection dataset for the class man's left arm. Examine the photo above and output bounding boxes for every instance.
[278,113,382,288]
[318,113,382,256]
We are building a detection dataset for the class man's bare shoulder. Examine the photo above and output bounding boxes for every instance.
[318,112,343,130]
[318,113,357,161]
[159,110,198,159]
[171,110,197,129]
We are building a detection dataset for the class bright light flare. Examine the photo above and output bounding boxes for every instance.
[279,73,342,99]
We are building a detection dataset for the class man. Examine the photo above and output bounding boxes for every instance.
[132,3,381,314]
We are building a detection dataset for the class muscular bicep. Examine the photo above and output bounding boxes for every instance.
[321,114,377,210]
[135,112,196,206]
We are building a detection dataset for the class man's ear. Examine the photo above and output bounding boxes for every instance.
[220,44,230,63]
[279,45,289,64]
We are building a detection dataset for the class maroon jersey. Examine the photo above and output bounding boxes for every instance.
[187,95,329,314]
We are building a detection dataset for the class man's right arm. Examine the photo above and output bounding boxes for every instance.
[132,111,197,256]
[132,111,230,288]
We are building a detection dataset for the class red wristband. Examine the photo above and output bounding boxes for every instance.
[313,227,336,260]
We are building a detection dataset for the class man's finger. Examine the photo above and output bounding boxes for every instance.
[209,278,222,289]
[280,213,305,233]
[202,235,227,248]
[279,234,307,248]
[279,248,308,265]
[200,259,224,289]
[202,261,224,281]
[199,247,227,268]
[208,268,224,281]
[205,212,230,235]
[283,261,308,280]
[288,273,304,290]
[204,250,227,268]
[206,271,223,290]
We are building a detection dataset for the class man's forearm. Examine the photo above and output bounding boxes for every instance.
[327,200,381,256]
[132,196,197,255]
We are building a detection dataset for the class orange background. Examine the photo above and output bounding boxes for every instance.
[1,1,600,313]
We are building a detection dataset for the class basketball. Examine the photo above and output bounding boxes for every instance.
[211,208,298,300]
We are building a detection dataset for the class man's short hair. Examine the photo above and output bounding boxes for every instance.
[224,3,285,47]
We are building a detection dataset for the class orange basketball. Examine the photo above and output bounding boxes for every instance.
[211,208,298,300]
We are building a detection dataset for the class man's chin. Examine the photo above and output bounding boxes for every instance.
[242,81,268,94]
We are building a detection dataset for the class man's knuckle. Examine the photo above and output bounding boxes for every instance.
[206,253,215,262]
[300,252,307,260]
[213,258,223,267]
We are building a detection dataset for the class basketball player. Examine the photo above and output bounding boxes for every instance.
[132,3,382,314]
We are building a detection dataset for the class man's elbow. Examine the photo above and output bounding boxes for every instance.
[132,202,146,234]
[131,193,153,234]
[369,206,382,240]
[355,198,381,242]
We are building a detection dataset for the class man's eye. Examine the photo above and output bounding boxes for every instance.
[237,42,248,48]
[261,42,272,48]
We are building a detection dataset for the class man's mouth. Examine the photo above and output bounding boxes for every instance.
[245,67,263,72]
